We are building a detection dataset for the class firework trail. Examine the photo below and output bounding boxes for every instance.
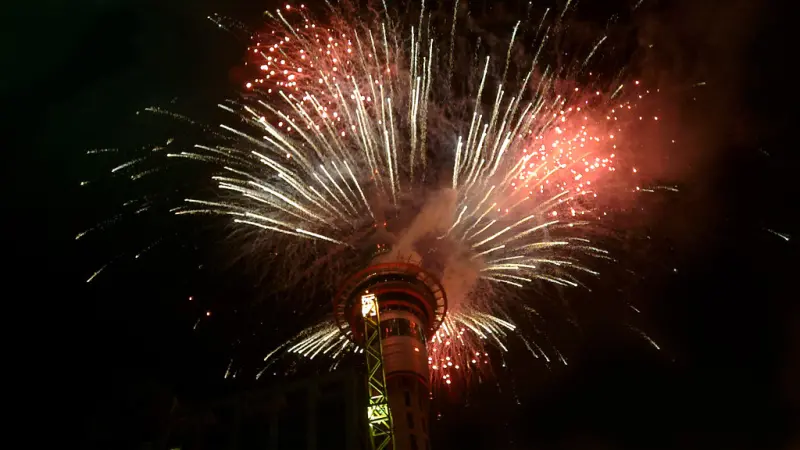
[85,1,664,386]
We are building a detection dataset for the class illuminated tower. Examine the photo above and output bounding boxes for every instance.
[334,262,447,450]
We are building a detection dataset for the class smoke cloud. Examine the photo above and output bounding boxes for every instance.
[386,188,458,263]
[373,188,482,312]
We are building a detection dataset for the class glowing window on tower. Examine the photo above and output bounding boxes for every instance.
[379,318,426,341]
[361,294,377,317]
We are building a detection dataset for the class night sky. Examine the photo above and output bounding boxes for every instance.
[6,0,796,448]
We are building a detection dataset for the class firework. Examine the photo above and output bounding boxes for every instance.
[87,1,663,387]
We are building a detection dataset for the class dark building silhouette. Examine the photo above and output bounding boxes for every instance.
[162,368,366,450]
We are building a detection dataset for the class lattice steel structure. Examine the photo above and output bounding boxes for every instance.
[335,262,447,450]
[361,294,393,450]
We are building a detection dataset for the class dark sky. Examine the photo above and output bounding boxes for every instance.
[5,0,796,449]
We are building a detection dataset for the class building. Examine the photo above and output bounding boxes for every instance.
[163,368,367,450]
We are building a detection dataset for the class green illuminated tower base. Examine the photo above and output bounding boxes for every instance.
[361,293,394,450]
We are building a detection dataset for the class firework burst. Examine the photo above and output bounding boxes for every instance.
[85,1,664,388]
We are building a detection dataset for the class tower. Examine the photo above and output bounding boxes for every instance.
[334,262,447,450]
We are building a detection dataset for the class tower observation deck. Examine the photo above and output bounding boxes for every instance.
[334,262,447,450]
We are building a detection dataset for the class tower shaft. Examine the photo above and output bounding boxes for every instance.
[336,263,446,450]
[380,310,430,450]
